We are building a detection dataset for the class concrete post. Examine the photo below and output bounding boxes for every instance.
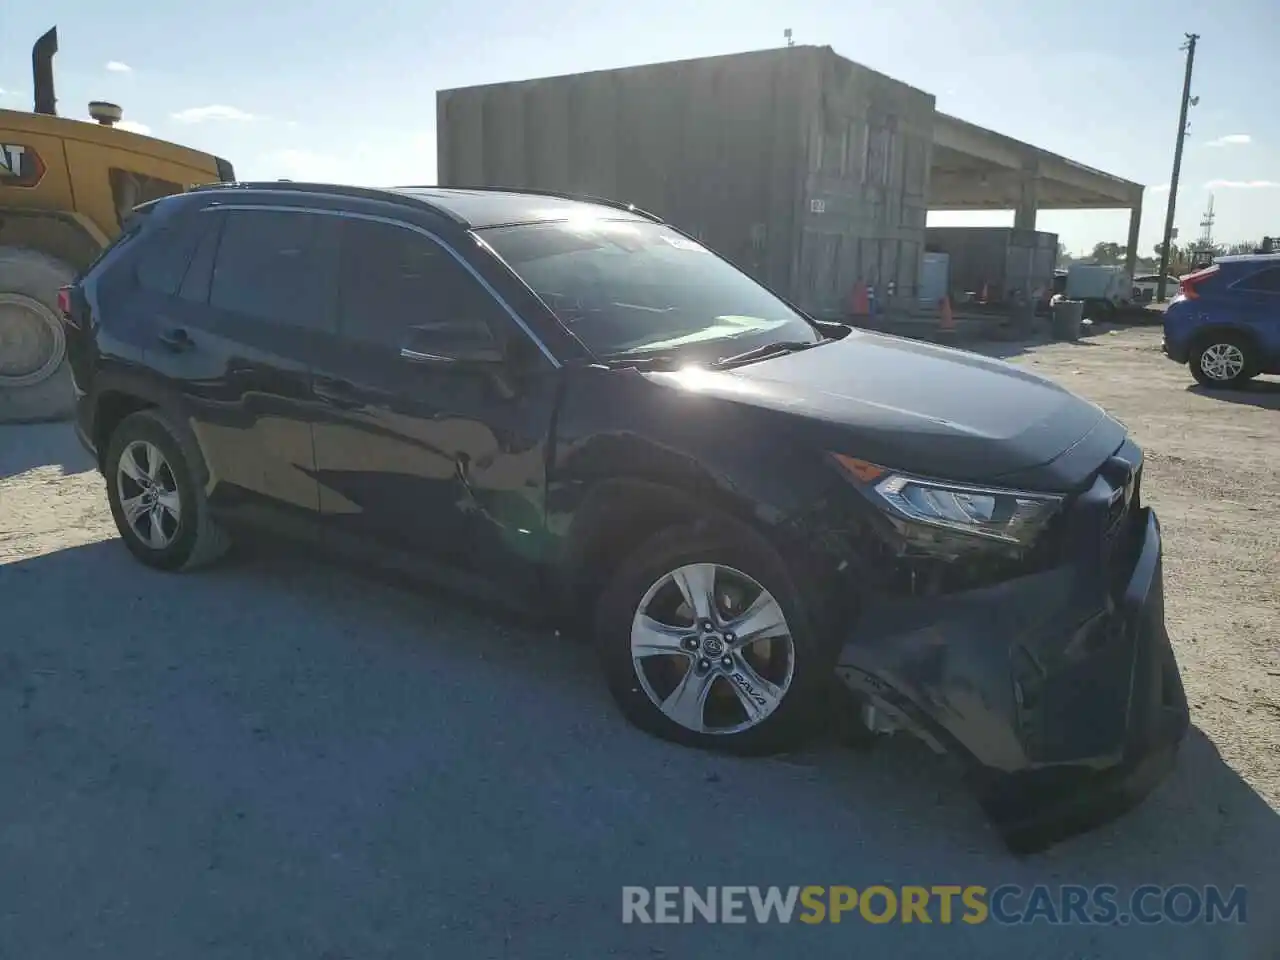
[1124,205,1142,278]
[1014,166,1040,230]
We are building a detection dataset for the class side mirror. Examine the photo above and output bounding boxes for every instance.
[399,322,505,367]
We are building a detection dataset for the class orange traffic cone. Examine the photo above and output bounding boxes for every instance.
[850,282,870,317]
[938,296,956,339]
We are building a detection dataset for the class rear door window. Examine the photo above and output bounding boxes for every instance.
[208,209,339,331]
[134,214,207,296]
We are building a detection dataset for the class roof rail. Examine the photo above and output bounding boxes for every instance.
[186,180,470,223]
[393,183,665,223]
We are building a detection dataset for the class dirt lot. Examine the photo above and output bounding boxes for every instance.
[1,326,1276,959]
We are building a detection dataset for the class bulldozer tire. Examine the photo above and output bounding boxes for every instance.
[0,247,77,424]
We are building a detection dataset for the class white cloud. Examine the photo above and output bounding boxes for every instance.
[170,104,259,123]
[1204,179,1280,189]
[105,61,133,73]
[1148,183,1170,193]
[115,120,152,136]
[1206,134,1251,147]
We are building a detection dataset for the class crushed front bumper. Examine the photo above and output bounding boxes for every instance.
[836,497,1189,854]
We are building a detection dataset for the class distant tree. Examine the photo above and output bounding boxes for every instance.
[1154,242,1194,273]
[1223,240,1260,256]
[1055,241,1075,269]
[1089,241,1126,265]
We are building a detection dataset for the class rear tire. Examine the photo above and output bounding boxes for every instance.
[594,519,837,755]
[103,408,231,571]
[0,248,76,424]
[1190,333,1254,389]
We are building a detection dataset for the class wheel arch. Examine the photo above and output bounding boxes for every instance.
[554,477,843,629]
[1188,322,1262,356]
[557,479,726,615]
[87,370,193,475]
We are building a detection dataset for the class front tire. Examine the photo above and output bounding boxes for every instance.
[1190,333,1254,389]
[103,409,231,571]
[594,520,837,755]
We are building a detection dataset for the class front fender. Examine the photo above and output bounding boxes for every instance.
[544,366,861,616]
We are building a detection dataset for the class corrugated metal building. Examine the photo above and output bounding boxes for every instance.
[436,46,936,319]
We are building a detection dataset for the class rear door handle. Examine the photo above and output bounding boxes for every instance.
[157,327,193,352]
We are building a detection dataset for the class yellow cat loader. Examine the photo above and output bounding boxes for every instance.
[1,27,235,423]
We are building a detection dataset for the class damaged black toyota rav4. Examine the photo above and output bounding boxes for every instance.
[62,183,1188,852]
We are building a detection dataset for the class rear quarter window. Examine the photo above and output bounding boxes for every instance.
[1233,266,1280,293]
[81,208,150,281]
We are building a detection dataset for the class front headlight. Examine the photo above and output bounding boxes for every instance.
[831,454,1064,545]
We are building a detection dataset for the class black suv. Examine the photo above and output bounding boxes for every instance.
[62,182,1188,851]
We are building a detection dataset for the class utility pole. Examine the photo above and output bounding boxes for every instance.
[1157,33,1199,302]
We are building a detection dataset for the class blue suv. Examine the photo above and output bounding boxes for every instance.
[1163,253,1280,388]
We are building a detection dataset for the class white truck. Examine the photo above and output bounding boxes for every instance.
[1062,264,1133,319]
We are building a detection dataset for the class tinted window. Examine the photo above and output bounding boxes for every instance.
[209,210,337,329]
[479,220,819,361]
[1235,266,1280,293]
[178,211,224,304]
[135,215,205,296]
[338,218,506,346]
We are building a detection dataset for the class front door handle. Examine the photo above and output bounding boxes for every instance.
[157,327,193,352]
[314,378,361,410]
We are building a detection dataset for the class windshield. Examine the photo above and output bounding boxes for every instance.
[479,219,820,362]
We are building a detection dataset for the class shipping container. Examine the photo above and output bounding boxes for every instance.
[923,226,1058,303]
[436,46,936,319]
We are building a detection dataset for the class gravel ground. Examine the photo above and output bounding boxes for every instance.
[1,326,1276,959]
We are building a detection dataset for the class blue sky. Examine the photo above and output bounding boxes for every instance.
[4,0,1276,255]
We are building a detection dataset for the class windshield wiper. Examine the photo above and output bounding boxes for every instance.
[603,354,686,370]
[712,339,825,368]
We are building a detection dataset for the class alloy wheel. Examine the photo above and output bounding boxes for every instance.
[629,562,796,735]
[116,440,183,550]
[1199,342,1245,381]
